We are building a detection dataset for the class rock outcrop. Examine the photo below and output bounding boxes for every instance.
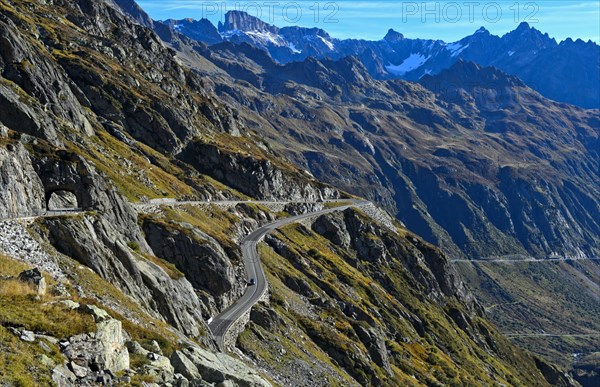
[51,305,130,385]
[17,268,46,295]
[171,346,271,386]
[0,141,45,218]
[42,214,209,339]
[180,142,340,201]
[142,219,243,315]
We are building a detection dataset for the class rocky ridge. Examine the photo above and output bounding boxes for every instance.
[166,11,600,108]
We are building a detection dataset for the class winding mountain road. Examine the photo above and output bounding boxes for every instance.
[208,199,368,350]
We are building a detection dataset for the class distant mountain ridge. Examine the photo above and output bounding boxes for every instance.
[159,11,600,109]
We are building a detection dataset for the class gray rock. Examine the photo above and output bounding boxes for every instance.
[36,334,59,344]
[126,340,149,356]
[17,268,46,295]
[170,350,201,380]
[59,340,70,350]
[312,213,351,249]
[142,219,242,314]
[95,319,130,372]
[96,373,112,384]
[48,190,78,211]
[0,142,46,219]
[70,361,88,378]
[140,355,175,384]
[175,345,271,386]
[79,304,111,322]
[63,318,129,375]
[180,142,340,202]
[20,330,35,342]
[59,300,80,310]
[149,340,162,354]
[45,216,210,343]
[354,325,393,376]
[174,374,190,387]
[250,305,283,330]
[52,365,77,387]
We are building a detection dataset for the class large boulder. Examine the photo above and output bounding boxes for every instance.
[79,304,111,322]
[51,365,77,387]
[170,350,201,381]
[17,268,46,295]
[95,318,129,372]
[139,353,175,384]
[62,314,129,381]
[171,345,271,386]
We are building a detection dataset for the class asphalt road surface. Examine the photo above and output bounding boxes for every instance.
[452,257,600,263]
[208,199,367,350]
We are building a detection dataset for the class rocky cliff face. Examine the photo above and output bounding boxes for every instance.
[180,141,340,201]
[0,138,45,218]
[142,218,243,316]
[41,214,209,339]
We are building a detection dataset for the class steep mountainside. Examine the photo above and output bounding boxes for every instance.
[165,11,600,109]
[151,20,599,377]
[0,0,578,385]
[184,40,600,261]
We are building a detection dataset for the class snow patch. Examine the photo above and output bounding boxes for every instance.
[221,29,243,38]
[246,30,286,46]
[319,36,335,51]
[385,53,431,76]
[446,42,469,57]
[288,42,302,54]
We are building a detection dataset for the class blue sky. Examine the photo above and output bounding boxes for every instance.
[137,1,600,43]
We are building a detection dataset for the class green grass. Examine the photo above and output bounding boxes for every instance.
[139,252,185,281]
[0,325,64,387]
[143,204,241,249]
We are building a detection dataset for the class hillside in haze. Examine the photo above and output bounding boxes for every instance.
[162,11,600,109]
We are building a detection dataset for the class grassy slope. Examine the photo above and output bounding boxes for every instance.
[238,216,550,386]
[458,259,600,368]
[0,251,184,386]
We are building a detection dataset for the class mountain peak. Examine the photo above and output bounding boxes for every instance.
[516,21,531,31]
[475,26,489,34]
[384,29,404,42]
[220,11,278,34]
[503,21,556,48]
